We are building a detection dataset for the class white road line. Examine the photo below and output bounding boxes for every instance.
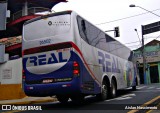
[135,90,160,92]
[136,86,147,89]
[126,87,132,89]
[105,93,136,101]
[116,96,132,100]
[156,88,160,90]
[147,87,154,89]
[121,93,136,97]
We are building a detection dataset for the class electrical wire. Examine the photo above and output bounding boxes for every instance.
[124,40,140,45]
[96,8,160,25]
[155,34,160,40]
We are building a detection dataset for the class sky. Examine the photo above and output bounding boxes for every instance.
[53,0,160,50]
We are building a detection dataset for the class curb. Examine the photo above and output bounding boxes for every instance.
[0,84,26,100]
[0,97,57,105]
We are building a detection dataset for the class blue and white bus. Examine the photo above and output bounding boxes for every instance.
[22,11,139,103]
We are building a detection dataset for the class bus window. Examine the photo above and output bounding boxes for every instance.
[24,14,71,41]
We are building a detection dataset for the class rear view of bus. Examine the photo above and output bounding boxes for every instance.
[22,11,83,103]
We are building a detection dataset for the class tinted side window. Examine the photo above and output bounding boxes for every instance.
[77,16,104,49]
[105,35,117,55]
[77,15,131,60]
[77,16,89,43]
[87,24,101,47]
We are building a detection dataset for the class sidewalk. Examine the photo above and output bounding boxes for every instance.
[0,96,57,105]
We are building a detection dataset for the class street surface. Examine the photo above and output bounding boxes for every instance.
[1,83,160,113]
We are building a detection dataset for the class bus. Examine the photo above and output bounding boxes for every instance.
[22,11,139,103]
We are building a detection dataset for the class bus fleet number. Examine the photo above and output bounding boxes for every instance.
[40,39,51,45]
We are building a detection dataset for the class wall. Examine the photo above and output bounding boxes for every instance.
[0,58,25,100]
[134,45,160,64]
[134,44,160,84]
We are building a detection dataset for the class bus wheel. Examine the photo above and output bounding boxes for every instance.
[96,81,108,101]
[110,80,117,98]
[56,95,69,104]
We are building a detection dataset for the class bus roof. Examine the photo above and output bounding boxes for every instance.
[24,10,72,25]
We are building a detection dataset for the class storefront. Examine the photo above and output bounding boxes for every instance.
[134,40,160,84]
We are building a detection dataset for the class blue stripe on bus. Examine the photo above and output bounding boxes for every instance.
[23,51,100,96]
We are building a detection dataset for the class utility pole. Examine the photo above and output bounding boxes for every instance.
[141,25,147,84]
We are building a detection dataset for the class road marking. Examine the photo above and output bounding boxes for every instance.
[136,86,147,89]
[126,86,148,90]
[147,87,154,89]
[126,87,132,89]
[135,90,160,92]
[156,88,160,90]
[105,93,136,101]
[115,96,132,100]
[128,96,160,113]
[121,94,136,97]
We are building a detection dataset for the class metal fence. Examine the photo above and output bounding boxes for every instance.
[11,7,50,21]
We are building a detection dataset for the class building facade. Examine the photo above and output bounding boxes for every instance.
[0,0,67,100]
[134,40,160,84]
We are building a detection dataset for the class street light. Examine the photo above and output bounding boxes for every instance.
[134,29,142,46]
[129,4,160,17]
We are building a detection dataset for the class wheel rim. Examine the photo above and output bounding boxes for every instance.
[102,84,107,99]
[112,83,116,96]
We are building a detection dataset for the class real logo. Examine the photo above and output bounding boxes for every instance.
[24,52,68,66]
[98,51,120,73]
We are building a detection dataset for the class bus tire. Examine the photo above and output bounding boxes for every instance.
[110,79,117,98]
[96,81,108,101]
[56,95,69,104]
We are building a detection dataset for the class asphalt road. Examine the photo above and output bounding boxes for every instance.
[2,83,160,113]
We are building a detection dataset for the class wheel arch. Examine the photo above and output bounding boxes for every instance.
[101,74,110,88]
[111,76,117,89]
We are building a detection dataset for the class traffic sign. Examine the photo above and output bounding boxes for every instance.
[142,21,160,35]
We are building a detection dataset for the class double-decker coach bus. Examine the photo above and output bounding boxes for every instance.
[22,11,138,103]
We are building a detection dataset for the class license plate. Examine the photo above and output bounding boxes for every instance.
[42,79,54,83]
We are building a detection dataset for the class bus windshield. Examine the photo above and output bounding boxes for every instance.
[23,14,71,41]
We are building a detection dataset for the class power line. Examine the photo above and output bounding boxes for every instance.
[96,8,160,25]
[144,36,160,39]
[155,34,160,40]
[127,44,141,47]
[124,40,140,45]
[124,36,160,45]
